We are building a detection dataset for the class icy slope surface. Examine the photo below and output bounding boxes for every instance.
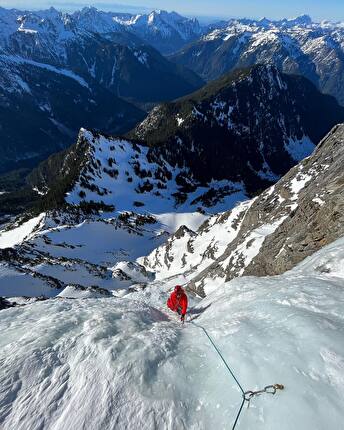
[1,238,344,430]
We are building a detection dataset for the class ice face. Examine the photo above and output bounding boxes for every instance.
[1,236,344,430]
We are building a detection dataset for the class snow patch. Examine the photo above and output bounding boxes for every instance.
[312,197,325,206]
[226,216,287,276]
[285,135,315,162]
[1,55,90,89]
[289,172,312,200]
[0,214,45,249]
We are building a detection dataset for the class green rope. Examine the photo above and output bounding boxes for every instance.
[232,398,246,430]
[191,321,246,430]
[192,322,245,394]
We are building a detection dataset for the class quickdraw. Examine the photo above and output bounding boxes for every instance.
[191,321,285,430]
[244,384,285,408]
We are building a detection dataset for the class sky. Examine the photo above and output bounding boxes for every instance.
[0,0,344,22]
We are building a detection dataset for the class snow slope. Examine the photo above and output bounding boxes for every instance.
[65,129,249,216]
[0,212,169,297]
[0,213,45,249]
[0,264,62,298]
[0,237,343,429]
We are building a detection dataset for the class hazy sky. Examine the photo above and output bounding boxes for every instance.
[1,0,344,21]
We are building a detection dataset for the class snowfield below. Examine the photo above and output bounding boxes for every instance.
[1,238,344,430]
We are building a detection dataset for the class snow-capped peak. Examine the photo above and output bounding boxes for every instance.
[0,6,202,56]
[286,14,312,26]
[115,9,202,44]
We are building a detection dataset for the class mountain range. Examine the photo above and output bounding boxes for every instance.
[3,7,344,176]
[170,14,344,106]
[2,63,343,217]
[0,6,344,302]
[0,61,343,299]
[1,108,344,301]
[0,6,204,173]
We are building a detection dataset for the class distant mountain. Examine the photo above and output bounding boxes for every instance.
[130,64,344,197]
[69,34,204,103]
[112,9,203,54]
[141,123,344,296]
[0,6,203,56]
[0,6,203,102]
[170,15,344,105]
[0,6,204,173]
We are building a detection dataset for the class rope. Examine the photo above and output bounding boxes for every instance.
[191,321,284,430]
[192,322,245,395]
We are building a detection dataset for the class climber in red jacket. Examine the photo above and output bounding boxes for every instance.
[167,285,188,322]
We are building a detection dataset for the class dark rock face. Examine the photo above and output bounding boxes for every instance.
[131,65,344,195]
[64,34,204,104]
[188,124,344,295]
[170,19,344,106]
[244,125,344,276]
[0,297,16,310]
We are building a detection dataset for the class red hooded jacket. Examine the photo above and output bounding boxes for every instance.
[167,286,188,316]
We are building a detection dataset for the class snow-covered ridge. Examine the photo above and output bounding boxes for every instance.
[113,9,201,41]
[201,21,344,58]
[139,200,252,283]
[0,125,250,299]
[65,128,249,214]
[204,14,344,42]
